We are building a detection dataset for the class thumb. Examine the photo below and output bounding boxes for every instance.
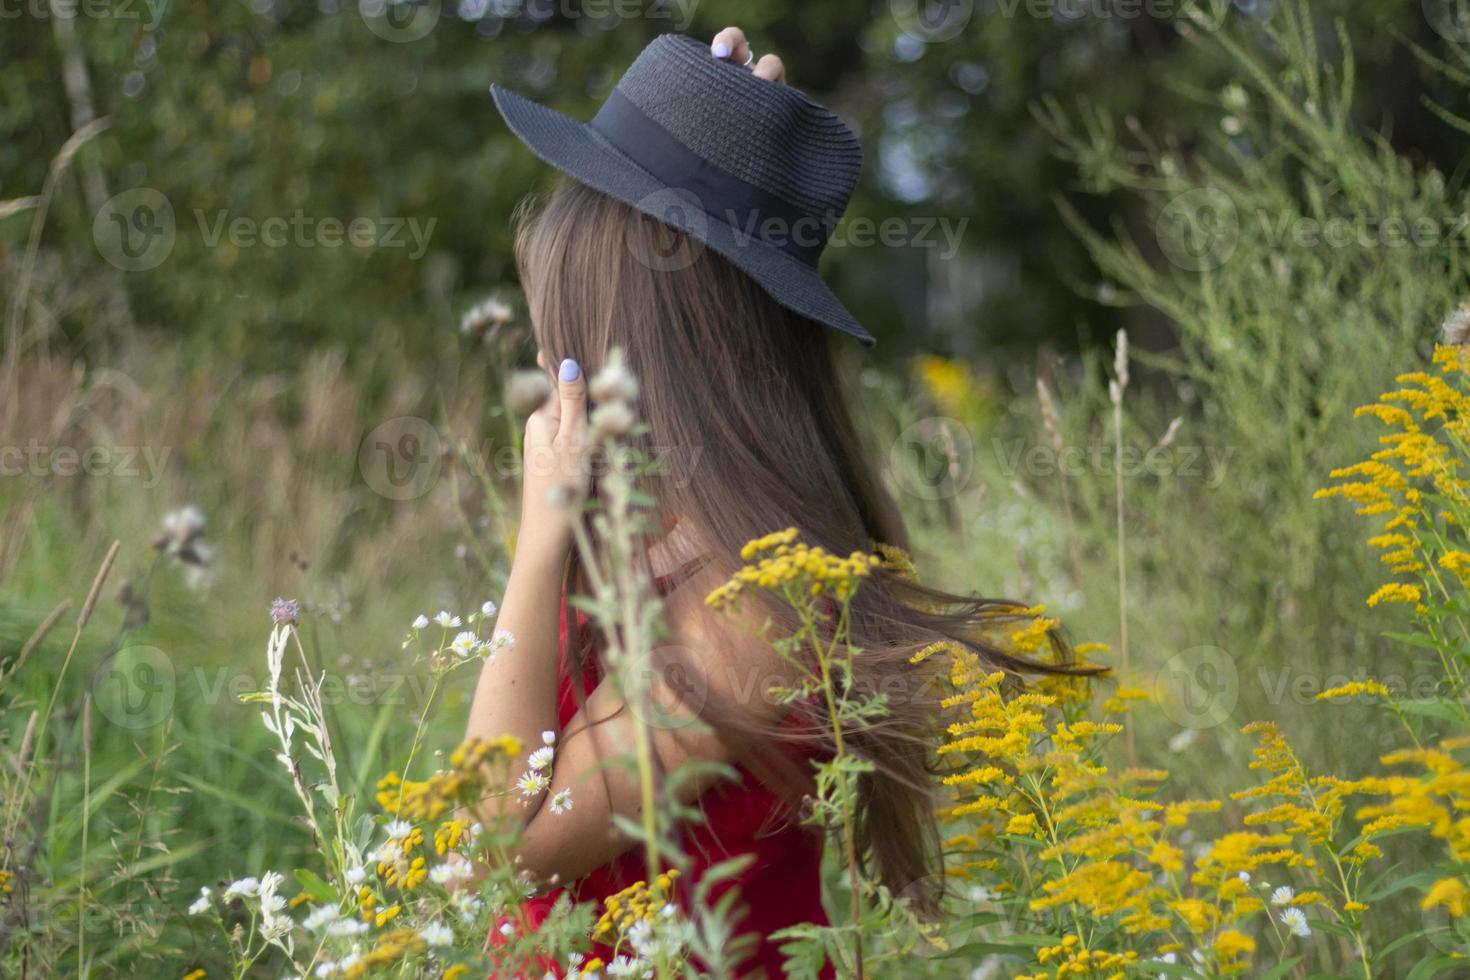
[556,358,587,435]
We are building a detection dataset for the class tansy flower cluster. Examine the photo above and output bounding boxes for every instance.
[592,869,681,946]
[704,527,881,609]
[375,735,523,821]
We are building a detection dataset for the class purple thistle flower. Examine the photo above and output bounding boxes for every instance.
[271,598,300,626]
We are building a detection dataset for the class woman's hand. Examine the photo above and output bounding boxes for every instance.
[518,357,587,564]
[710,26,785,83]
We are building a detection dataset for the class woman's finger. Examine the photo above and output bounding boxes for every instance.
[710,27,750,67]
[752,54,785,83]
[556,358,586,437]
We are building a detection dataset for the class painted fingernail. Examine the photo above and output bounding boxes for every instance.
[712,42,730,58]
[559,358,580,382]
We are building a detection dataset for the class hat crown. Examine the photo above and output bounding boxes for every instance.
[613,34,862,223]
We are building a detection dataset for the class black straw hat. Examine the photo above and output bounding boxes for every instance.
[491,33,873,345]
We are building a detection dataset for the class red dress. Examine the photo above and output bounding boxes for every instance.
[503,595,834,979]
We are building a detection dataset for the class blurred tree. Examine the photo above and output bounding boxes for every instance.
[1,0,1466,370]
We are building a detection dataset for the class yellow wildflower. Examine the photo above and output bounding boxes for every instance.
[1423,878,1470,917]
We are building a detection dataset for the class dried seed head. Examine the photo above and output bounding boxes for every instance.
[591,400,636,438]
[460,296,514,338]
[78,541,120,632]
[589,352,639,405]
[1442,302,1470,347]
[16,710,38,773]
[1113,329,1130,390]
[506,370,552,415]
[1035,378,1063,453]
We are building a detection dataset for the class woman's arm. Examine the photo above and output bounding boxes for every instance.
[483,574,793,884]
[461,355,793,881]
[463,357,587,822]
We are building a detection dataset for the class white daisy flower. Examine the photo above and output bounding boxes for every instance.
[385,819,413,839]
[488,628,515,655]
[452,891,483,921]
[481,600,498,617]
[420,921,454,946]
[1271,885,1295,906]
[412,614,429,629]
[434,611,462,628]
[449,630,479,658]
[1280,906,1311,938]
[550,789,573,815]
[517,771,549,796]
[326,918,368,936]
[527,746,555,771]
[345,865,367,885]
[430,855,472,884]
[187,886,212,916]
[303,904,342,931]
[223,876,260,900]
[606,954,650,978]
[542,730,557,746]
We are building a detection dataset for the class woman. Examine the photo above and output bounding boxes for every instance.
[464,27,1083,977]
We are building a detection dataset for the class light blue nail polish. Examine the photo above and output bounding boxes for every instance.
[712,42,730,58]
[559,358,580,382]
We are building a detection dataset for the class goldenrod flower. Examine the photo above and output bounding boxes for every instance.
[1423,877,1470,917]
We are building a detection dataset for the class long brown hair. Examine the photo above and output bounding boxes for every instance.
[515,179,1096,905]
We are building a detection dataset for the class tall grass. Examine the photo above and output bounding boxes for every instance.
[4,1,1470,975]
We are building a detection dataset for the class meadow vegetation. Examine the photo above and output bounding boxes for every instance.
[8,3,1470,976]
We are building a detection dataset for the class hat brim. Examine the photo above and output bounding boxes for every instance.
[491,84,874,346]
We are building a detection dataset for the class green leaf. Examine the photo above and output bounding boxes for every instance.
[294,867,338,903]
[1260,957,1304,980]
